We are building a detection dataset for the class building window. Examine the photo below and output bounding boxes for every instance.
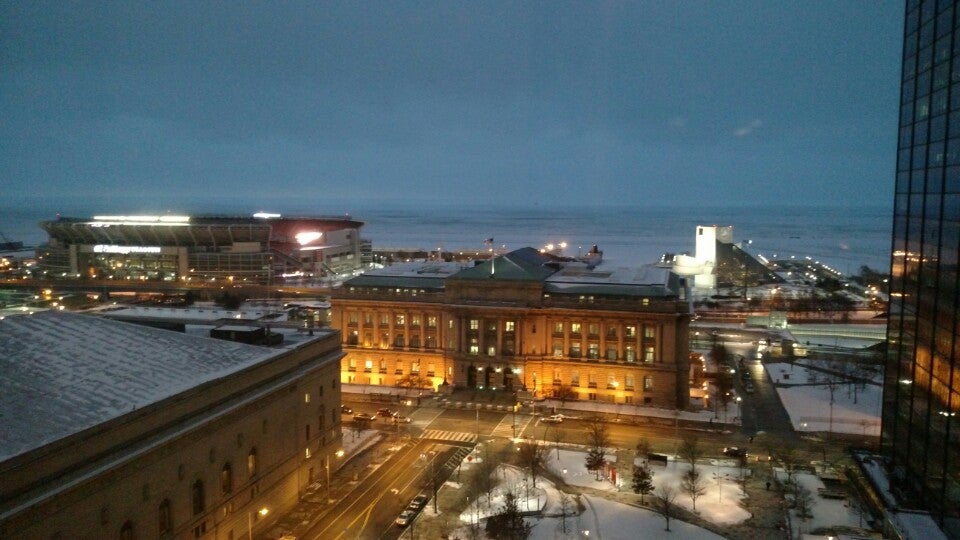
[505,321,515,332]
[644,326,656,339]
[396,314,405,326]
[379,314,389,326]
[606,326,617,339]
[553,369,562,384]
[644,346,655,362]
[120,521,134,540]
[469,319,479,330]
[643,376,653,391]
[304,392,311,404]
[569,343,581,358]
[192,480,205,515]
[487,345,496,356]
[606,346,617,361]
[427,316,437,328]
[553,322,563,335]
[588,343,600,359]
[247,448,258,477]
[305,447,311,459]
[380,358,388,373]
[221,463,233,495]
[411,360,420,374]
[348,312,358,325]
[625,375,635,390]
[553,342,563,358]
[347,330,359,345]
[588,373,597,388]
[571,371,580,387]
[363,313,373,325]
[588,324,599,337]
[393,334,405,347]
[427,363,436,377]
[158,499,172,535]
[625,346,636,362]
[570,322,582,335]
[425,335,437,349]
[348,358,356,372]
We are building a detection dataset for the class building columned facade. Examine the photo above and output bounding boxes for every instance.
[330,247,692,409]
[36,213,365,284]
[883,0,960,537]
[0,311,344,540]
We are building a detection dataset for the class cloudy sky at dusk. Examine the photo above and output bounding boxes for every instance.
[2,1,903,212]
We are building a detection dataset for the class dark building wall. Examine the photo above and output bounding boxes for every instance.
[882,1,960,537]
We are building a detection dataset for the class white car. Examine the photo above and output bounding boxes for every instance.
[395,509,416,527]
[541,414,564,424]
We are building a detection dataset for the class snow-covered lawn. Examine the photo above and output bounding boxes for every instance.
[766,361,882,435]
[542,448,751,525]
[774,468,866,538]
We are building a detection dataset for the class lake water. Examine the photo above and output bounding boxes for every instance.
[0,201,893,275]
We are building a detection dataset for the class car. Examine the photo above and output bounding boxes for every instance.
[377,408,397,417]
[744,382,755,394]
[395,509,416,527]
[408,494,429,510]
[740,370,751,380]
[340,405,353,414]
[353,412,375,422]
[723,446,748,458]
[392,415,412,424]
[541,414,564,424]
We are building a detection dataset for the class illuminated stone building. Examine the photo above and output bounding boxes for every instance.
[330,247,691,409]
[0,311,343,540]
[35,213,365,283]
[882,1,960,536]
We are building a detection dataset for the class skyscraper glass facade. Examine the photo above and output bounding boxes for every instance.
[883,0,960,536]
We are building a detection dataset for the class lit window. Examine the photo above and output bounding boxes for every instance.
[505,321,515,332]
[469,319,479,330]
[304,392,311,404]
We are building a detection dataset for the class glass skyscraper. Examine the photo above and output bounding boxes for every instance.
[883,0,960,537]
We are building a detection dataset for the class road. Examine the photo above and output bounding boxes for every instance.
[301,439,460,540]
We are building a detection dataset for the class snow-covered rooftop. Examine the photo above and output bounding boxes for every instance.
[0,311,285,462]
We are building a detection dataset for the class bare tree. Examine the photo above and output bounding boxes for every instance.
[472,443,501,506]
[635,437,651,458]
[554,385,577,406]
[517,440,545,488]
[551,425,565,459]
[653,484,679,531]
[557,492,577,536]
[681,468,707,512]
[794,485,816,535]
[585,419,610,480]
[677,434,703,473]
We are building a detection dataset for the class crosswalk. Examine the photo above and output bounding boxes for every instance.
[490,414,534,438]
[420,429,478,444]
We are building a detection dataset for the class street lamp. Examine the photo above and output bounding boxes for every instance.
[735,396,742,424]
[247,507,268,540]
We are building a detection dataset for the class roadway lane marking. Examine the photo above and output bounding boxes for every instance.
[420,429,478,444]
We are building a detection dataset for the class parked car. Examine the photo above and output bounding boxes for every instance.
[377,408,397,417]
[395,509,416,527]
[392,415,412,424]
[541,414,564,424]
[723,446,748,458]
[353,412,375,422]
[408,494,429,510]
[340,405,353,414]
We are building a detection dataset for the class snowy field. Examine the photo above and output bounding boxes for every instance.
[766,361,882,436]
[438,457,725,540]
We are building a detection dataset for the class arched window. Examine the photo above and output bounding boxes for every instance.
[192,480,205,515]
[158,499,172,535]
[119,520,134,540]
[220,462,233,495]
[247,447,258,477]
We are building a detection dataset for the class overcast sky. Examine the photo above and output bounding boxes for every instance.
[1,1,903,212]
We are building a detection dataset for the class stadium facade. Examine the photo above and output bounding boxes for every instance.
[35,213,365,284]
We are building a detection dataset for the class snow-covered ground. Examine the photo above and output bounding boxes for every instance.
[543,449,752,525]
[765,361,882,436]
[436,454,726,540]
[773,467,867,538]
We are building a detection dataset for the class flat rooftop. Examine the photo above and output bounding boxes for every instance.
[0,311,324,462]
